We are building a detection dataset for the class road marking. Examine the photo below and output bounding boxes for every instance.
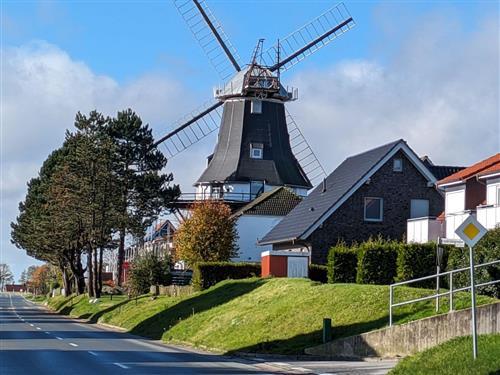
[69,343,78,347]
[113,363,129,369]
[87,351,98,356]
[36,327,41,330]
[55,336,63,340]
[29,323,34,327]
[45,332,51,335]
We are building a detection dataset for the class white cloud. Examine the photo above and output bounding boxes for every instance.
[1,41,210,277]
[288,14,499,172]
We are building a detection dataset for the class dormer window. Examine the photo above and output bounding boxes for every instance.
[250,143,263,159]
[393,158,403,172]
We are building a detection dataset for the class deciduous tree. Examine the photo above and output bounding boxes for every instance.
[174,200,238,266]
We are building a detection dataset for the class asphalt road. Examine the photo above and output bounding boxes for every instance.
[0,293,397,374]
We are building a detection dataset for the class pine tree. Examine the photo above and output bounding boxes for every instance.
[107,109,180,285]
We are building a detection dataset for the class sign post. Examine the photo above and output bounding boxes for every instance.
[455,215,488,360]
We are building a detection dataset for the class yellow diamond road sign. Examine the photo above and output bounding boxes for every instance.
[455,215,487,247]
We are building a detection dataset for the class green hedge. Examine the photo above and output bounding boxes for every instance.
[309,264,328,283]
[192,262,261,290]
[356,238,398,285]
[327,243,358,283]
[397,242,437,288]
[446,228,500,298]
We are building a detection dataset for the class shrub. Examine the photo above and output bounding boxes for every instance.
[192,262,261,290]
[128,254,171,296]
[397,243,437,288]
[309,264,328,283]
[357,238,398,285]
[327,243,358,283]
[446,228,500,298]
[102,285,124,295]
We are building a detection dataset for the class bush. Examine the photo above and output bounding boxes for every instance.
[192,262,261,290]
[446,227,500,298]
[309,264,328,283]
[357,238,398,285]
[128,254,171,296]
[327,243,358,283]
[397,243,437,288]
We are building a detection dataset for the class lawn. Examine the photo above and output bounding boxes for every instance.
[43,278,497,354]
[390,334,500,375]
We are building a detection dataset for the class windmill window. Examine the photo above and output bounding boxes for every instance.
[251,100,262,114]
[393,158,403,172]
[250,143,263,159]
[364,197,383,222]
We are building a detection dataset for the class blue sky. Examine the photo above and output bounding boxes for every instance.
[2,0,498,279]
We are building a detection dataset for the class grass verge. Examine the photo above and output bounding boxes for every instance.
[43,278,497,354]
[390,334,500,375]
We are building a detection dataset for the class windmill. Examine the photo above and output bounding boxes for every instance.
[157,0,355,211]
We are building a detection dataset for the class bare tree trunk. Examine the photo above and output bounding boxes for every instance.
[117,229,125,286]
[87,250,94,297]
[98,247,104,295]
[93,247,100,298]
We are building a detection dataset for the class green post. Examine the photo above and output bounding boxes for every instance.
[322,318,332,343]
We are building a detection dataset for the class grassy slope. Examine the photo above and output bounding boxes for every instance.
[390,334,500,375]
[45,278,497,354]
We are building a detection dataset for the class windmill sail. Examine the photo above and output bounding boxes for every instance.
[285,109,327,186]
[174,0,242,81]
[263,2,355,73]
[154,100,223,159]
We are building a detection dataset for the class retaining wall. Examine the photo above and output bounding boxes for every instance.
[305,302,500,358]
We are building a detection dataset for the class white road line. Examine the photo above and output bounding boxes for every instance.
[55,336,63,340]
[113,363,129,369]
[36,327,41,330]
[29,323,34,327]
[87,351,98,356]
[45,332,51,335]
[69,343,78,347]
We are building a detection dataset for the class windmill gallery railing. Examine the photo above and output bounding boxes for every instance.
[389,259,500,326]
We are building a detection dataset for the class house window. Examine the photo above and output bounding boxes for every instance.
[393,158,403,172]
[364,197,383,222]
[410,199,429,219]
[251,100,262,114]
[250,143,263,159]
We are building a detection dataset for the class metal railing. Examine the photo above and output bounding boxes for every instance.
[177,192,258,202]
[389,259,500,326]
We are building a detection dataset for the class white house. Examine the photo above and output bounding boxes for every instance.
[407,153,500,243]
[230,187,302,262]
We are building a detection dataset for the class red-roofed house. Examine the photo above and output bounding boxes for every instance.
[407,154,500,243]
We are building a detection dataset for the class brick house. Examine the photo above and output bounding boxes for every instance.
[259,139,446,264]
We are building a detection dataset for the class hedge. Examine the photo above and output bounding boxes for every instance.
[446,228,500,298]
[397,242,437,288]
[192,262,261,290]
[327,243,358,283]
[356,238,398,285]
[309,264,328,283]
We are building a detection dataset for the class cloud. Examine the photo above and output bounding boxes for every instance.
[288,13,499,172]
[1,41,211,277]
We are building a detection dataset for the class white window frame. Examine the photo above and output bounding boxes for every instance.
[250,144,263,159]
[497,186,500,206]
[364,197,384,222]
[393,158,403,172]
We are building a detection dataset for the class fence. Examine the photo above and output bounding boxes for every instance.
[389,259,500,326]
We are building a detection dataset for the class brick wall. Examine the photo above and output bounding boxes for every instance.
[309,151,443,264]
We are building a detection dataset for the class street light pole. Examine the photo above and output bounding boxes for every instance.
[468,244,478,359]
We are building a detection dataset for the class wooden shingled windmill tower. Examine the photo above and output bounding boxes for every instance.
[155,0,355,212]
